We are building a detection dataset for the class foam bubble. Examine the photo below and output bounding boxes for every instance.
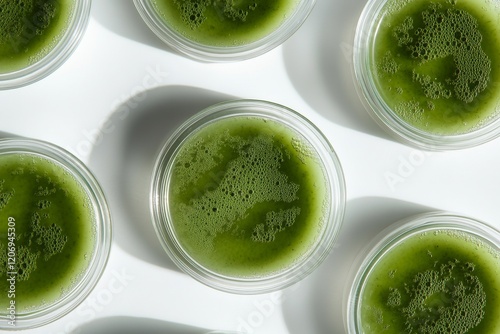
[37,199,52,209]
[394,3,491,104]
[30,212,68,261]
[387,287,402,307]
[173,131,301,250]
[0,1,57,44]
[252,207,301,243]
[388,259,486,333]
[378,51,400,74]
[172,0,258,29]
[0,179,15,210]
[395,99,425,123]
[14,245,40,281]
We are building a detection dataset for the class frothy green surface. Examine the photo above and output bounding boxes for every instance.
[373,0,500,134]
[0,0,74,73]
[0,153,95,313]
[151,0,301,47]
[360,229,500,333]
[168,116,328,277]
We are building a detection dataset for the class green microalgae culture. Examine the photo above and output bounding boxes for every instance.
[360,230,500,333]
[150,0,301,47]
[0,153,96,313]
[168,116,329,278]
[373,0,500,134]
[0,0,75,73]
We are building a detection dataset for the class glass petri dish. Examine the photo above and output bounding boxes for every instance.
[345,211,500,333]
[353,0,500,150]
[0,0,92,90]
[133,0,316,62]
[0,138,111,330]
[151,99,345,294]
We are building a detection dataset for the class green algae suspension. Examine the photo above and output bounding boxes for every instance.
[150,0,301,47]
[0,0,75,74]
[359,230,500,333]
[349,213,500,334]
[372,0,500,135]
[151,101,345,293]
[168,116,329,278]
[0,153,97,314]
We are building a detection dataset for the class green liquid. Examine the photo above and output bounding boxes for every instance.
[151,0,300,47]
[169,116,328,277]
[0,153,95,313]
[0,0,74,74]
[373,0,500,134]
[360,230,500,333]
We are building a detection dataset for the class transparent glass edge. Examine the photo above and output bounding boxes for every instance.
[345,210,500,333]
[0,0,92,90]
[150,99,345,294]
[0,137,111,330]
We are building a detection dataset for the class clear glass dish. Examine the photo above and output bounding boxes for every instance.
[0,138,111,330]
[345,211,500,333]
[353,0,500,150]
[0,0,92,89]
[134,0,316,62]
[151,99,345,294]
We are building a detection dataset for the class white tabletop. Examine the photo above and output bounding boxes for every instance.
[2,1,500,333]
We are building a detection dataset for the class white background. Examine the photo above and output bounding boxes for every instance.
[2,0,500,333]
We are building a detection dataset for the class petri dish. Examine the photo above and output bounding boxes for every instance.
[133,0,316,62]
[151,99,345,294]
[0,138,111,330]
[346,211,500,333]
[353,0,500,150]
[0,0,92,89]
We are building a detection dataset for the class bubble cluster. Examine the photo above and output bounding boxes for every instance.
[412,71,452,99]
[386,259,486,333]
[219,1,253,22]
[395,99,425,123]
[0,211,68,281]
[13,245,40,281]
[172,131,229,195]
[11,167,24,175]
[36,185,57,196]
[0,179,14,210]
[393,16,413,46]
[252,207,301,243]
[0,0,57,44]
[387,287,401,307]
[0,244,39,281]
[34,1,57,30]
[0,0,34,43]
[379,51,399,74]
[394,3,491,103]
[173,0,209,29]
[173,131,301,249]
[173,0,258,29]
[30,212,68,261]
[37,199,52,209]
[291,137,317,163]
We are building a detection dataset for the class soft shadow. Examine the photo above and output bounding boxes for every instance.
[88,85,234,270]
[282,197,436,334]
[283,0,390,140]
[71,316,211,334]
[91,0,172,52]
[0,131,18,139]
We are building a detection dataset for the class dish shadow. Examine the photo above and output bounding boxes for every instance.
[282,0,390,141]
[0,131,18,139]
[91,0,173,53]
[88,85,235,271]
[282,196,435,334]
[71,316,215,334]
